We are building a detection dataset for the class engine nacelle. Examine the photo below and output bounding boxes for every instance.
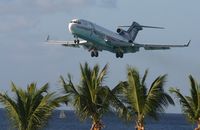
[116,28,125,35]
[128,40,133,43]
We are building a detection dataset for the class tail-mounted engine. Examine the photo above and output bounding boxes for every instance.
[116,28,130,40]
[116,28,125,35]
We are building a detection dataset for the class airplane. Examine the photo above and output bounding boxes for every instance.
[46,19,190,58]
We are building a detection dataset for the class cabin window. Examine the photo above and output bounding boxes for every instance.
[70,20,81,24]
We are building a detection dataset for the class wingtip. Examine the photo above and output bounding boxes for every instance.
[186,40,191,46]
[46,35,50,42]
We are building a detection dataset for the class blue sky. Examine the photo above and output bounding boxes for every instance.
[0,0,200,113]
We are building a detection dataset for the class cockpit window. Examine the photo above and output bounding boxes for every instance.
[70,20,81,24]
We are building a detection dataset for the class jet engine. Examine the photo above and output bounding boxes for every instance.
[116,28,125,35]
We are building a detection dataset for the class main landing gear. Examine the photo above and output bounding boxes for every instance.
[91,51,98,57]
[116,52,123,58]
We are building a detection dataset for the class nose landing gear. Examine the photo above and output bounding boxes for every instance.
[74,39,79,44]
[73,36,79,44]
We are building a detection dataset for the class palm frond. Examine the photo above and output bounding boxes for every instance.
[0,82,63,130]
[141,69,148,86]
[169,87,195,122]
[0,93,20,128]
[144,75,174,118]
[60,62,110,124]
[97,64,108,85]
[60,75,79,95]
[189,75,199,110]
[110,84,132,121]
[114,67,174,126]
[127,67,143,114]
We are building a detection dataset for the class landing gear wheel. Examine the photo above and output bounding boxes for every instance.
[116,53,119,58]
[91,51,95,57]
[91,51,98,57]
[120,52,123,58]
[95,51,98,57]
[74,37,79,44]
[116,52,123,58]
[77,39,80,44]
[91,51,99,57]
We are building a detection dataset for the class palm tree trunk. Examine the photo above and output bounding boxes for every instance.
[195,120,200,130]
[90,121,104,130]
[136,126,144,130]
[135,122,144,130]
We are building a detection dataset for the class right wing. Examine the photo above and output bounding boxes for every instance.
[134,40,191,50]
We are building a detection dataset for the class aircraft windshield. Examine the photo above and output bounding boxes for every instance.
[70,20,81,24]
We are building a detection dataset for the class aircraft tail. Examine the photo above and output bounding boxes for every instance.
[119,22,164,42]
[127,22,142,41]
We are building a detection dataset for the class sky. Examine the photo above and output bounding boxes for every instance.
[0,0,200,113]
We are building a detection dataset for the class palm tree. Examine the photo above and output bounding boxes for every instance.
[170,75,200,130]
[113,67,174,130]
[0,82,67,130]
[60,63,112,130]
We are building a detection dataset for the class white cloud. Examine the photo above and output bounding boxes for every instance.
[0,0,117,15]
[0,0,118,33]
[0,16,37,32]
[96,0,118,8]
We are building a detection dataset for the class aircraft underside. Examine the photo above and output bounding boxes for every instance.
[73,28,141,58]
[76,34,139,58]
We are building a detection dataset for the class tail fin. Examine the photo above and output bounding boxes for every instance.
[119,22,164,41]
[127,22,142,41]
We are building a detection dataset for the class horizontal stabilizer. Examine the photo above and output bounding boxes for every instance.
[118,25,164,29]
[140,25,164,29]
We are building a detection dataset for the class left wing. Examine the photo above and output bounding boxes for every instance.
[45,35,88,48]
[134,40,191,50]
[45,35,103,52]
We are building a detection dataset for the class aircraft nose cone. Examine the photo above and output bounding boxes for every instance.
[68,23,76,33]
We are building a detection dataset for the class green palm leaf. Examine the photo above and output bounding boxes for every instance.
[170,88,194,119]
[170,75,200,125]
[60,63,113,130]
[0,82,66,130]
[113,67,174,129]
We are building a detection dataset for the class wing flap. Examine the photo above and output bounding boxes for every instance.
[144,45,170,50]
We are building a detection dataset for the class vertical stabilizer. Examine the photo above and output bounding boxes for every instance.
[127,22,143,41]
[118,22,164,42]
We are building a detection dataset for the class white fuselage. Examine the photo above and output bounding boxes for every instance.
[68,19,134,50]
